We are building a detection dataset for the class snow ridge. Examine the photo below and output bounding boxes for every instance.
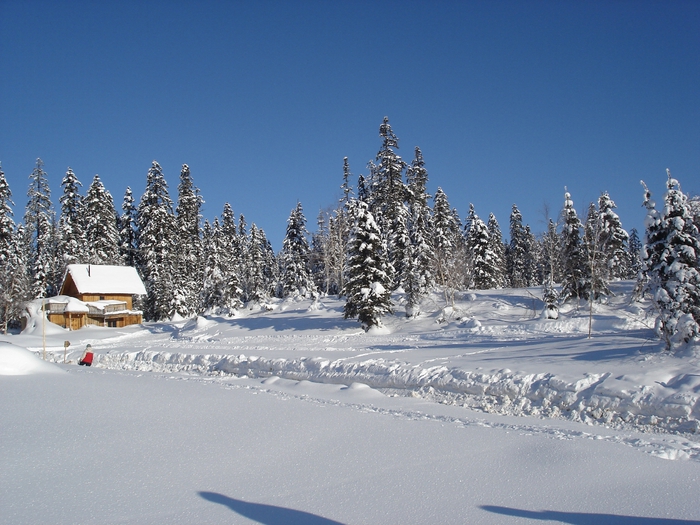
[93,350,700,435]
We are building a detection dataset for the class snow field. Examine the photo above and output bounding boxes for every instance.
[13,282,700,438]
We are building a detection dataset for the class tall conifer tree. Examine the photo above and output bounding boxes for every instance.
[83,175,121,265]
[24,158,55,298]
[343,201,393,329]
[173,164,204,317]
[137,161,176,321]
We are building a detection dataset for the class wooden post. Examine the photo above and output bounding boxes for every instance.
[42,300,46,361]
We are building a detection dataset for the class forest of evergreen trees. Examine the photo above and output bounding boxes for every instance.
[1,118,699,349]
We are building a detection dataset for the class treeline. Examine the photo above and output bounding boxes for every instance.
[1,117,698,349]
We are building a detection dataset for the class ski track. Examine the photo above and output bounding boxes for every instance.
[72,367,700,463]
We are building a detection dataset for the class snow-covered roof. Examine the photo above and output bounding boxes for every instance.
[63,264,147,295]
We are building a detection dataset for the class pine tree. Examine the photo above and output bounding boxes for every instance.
[137,161,176,321]
[3,224,31,331]
[311,209,336,295]
[0,164,15,273]
[118,187,138,267]
[541,218,562,285]
[83,175,121,265]
[642,170,700,349]
[280,202,316,298]
[404,147,434,315]
[466,208,499,290]
[635,182,663,300]
[597,192,629,281]
[432,187,461,305]
[560,190,590,301]
[0,165,20,331]
[173,164,204,317]
[368,117,407,289]
[201,219,224,313]
[463,204,478,288]
[627,228,642,279]
[259,229,278,298]
[343,200,393,330]
[57,167,84,274]
[24,158,56,298]
[486,213,506,288]
[524,225,539,286]
[506,204,529,288]
[542,279,560,319]
[243,224,268,304]
[217,203,243,312]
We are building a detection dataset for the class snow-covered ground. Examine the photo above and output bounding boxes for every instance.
[2,282,700,524]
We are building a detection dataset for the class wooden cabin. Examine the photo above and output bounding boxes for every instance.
[49,264,147,329]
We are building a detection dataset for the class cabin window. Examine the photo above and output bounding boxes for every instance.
[107,319,117,328]
[100,295,105,300]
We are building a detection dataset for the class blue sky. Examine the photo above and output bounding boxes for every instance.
[1,0,698,249]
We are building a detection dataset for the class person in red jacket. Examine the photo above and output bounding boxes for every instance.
[78,344,94,366]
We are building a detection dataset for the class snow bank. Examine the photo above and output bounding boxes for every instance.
[0,342,65,375]
[92,349,700,434]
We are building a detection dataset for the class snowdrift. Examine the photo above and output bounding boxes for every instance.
[0,342,65,376]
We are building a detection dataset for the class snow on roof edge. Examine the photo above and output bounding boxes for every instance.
[64,264,147,295]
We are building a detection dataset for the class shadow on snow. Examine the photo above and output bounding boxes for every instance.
[198,491,346,525]
[480,505,700,524]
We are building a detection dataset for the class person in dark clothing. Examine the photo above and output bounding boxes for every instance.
[78,344,94,366]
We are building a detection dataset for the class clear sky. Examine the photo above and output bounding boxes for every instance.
[1,0,698,249]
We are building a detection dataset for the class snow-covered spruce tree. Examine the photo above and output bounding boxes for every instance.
[431,187,461,306]
[3,223,31,331]
[242,223,268,304]
[635,181,663,300]
[343,200,393,330]
[136,161,177,321]
[597,192,630,281]
[216,203,243,313]
[0,164,15,275]
[118,187,138,267]
[404,147,434,315]
[506,204,529,288]
[542,279,559,319]
[368,117,407,290]
[524,225,539,286]
[24,158,56,298]
[310,209,331,295]
[466,208,500,290]
[462,204,478,288]
[0,165,22,331]
[541,218,562,285]
[260,230,279,299]
[57,167,84,274]
[83,175,121,265]
[642,171,700,349]
[689,195,700,233]
[201,218,235,314]
[280,202,316,298]
[559,189,590,302]
[627,228,643,280]
[486,213,506,289]
[173,164,204,317]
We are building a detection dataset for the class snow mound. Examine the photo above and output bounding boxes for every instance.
[0,342,65,376]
